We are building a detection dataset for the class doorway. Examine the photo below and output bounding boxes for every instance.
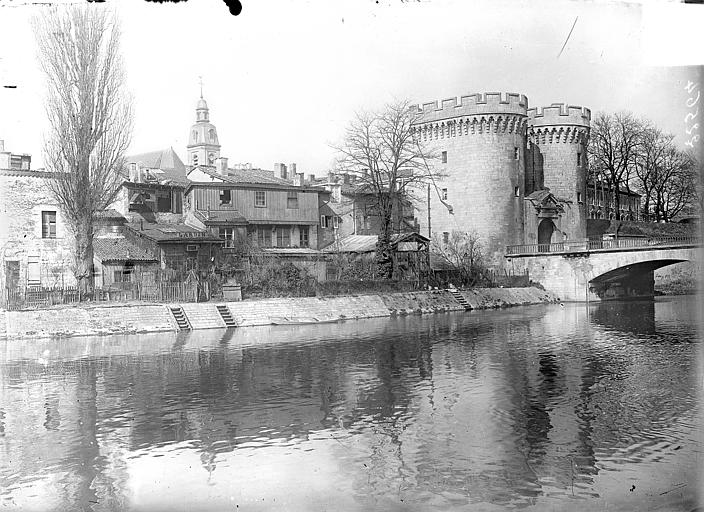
[538,219,555,252]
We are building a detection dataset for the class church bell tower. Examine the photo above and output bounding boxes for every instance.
[187,81,221,167]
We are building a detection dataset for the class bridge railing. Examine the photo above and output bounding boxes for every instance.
[506,236,700,256]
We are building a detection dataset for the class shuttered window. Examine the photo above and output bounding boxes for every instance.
[41,211,56,238]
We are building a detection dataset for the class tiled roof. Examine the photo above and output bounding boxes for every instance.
[322,232,428,253]
[194,209,248,224]
[94,209,126,221]
[263,248,322,256]
[190,166,293,186]
[126,148,188,184]
[126,221,221,242]
[93,237,158,263]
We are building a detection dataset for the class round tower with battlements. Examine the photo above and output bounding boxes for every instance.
[412,92,529,266]
[527,103,591,242]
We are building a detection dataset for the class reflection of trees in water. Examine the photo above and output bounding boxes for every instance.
[0,301,698,509]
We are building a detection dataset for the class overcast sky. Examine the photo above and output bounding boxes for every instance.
[0,0,700,175]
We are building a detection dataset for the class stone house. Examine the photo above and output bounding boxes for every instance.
[586,179,641,221]
[0,143,76,290]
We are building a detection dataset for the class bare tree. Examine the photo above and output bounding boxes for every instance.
[332,100,439,278]
[431,230,487,287]
[34,5,132,295]
[588,112,643,220]
[652,147,697,222]
[631,126,671,220]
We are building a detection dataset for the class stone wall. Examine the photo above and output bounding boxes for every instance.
[414,104,527,266]
[0,171,76,288]
[1,287,558,340]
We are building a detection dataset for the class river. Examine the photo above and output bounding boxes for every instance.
[0,296,701,511]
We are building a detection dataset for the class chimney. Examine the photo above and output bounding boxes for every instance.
[215,157,228,175]
[343,174,350,184]
[274,162,288,179]
[130,163,143,183]
[327,171,334,183]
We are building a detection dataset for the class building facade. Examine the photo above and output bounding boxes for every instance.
[586,180,641,221]
[0,144,76,290]
[412,93,591,266]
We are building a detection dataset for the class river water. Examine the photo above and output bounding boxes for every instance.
[0,297,701,511]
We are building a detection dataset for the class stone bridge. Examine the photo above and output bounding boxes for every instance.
[505,237,701,301]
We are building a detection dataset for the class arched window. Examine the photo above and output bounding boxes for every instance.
[209,129,216,143]
[193,130,198,143]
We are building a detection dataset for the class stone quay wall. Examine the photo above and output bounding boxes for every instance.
[1,287,559,340]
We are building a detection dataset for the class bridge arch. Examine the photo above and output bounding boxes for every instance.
[588,258,690,300]
[507,245,700,301]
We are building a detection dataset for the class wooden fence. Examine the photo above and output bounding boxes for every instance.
[2,281,206,311]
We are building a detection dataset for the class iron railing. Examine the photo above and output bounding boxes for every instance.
[506,236,700,256]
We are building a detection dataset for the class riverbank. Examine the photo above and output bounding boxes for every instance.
[0,287,559,340]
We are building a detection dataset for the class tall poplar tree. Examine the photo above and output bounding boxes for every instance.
[35,6,132,294]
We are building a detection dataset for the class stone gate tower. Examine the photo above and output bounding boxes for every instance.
[413,92,529,265]
[525,104,591,246]
[413,91,590,269]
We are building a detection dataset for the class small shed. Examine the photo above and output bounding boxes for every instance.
[322,232,430,281]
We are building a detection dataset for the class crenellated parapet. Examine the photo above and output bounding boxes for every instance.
[528,103,591,128]
[412,92,528,124]
[528,103,590,144]
[415,114,528,140]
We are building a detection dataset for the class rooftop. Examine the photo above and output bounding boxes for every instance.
[126,221,221,242]
[93,238,158,263]
[126,148,188,184]
[322,232,429,253]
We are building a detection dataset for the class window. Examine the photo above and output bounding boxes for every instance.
[441,188,448,201]
[257,227,271,247]
[255,190,266,207]
[514,147,519,160]
[441,151,447,163]
[192,130,198,143]
[577,192,583,203]
[287,191,299,209]
[577,152,582,166]
[320,215,329,228]
[299,226,309,248]
[219,227,236,247]
[333,216,339,229]
[442,232,449,244]
[276,227,291,247]
[514,186,520,197]
[41,211,56,238]
[219,189,232,206]
[209,129,216,143]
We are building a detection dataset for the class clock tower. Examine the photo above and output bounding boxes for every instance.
[186,88,221,167]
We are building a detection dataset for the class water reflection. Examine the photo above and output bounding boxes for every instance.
[0,297,700,511]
